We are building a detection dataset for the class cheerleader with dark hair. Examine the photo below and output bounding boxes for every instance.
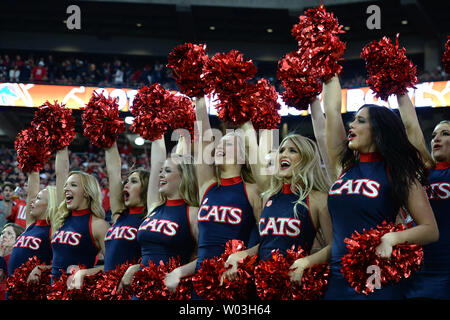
[322,75,438,300]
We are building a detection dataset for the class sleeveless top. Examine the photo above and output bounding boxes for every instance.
[8,220,52,276]
[137,199,195,266]
[103,206,145,271]
[258,184,316,261]
[51,208,99,279]
[196,176,257,271]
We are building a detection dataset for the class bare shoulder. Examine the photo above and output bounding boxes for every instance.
[308,190,329,211]
[244,182,261,199]
[91,216,110,233]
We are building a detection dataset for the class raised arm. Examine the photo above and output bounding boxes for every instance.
[396,93,435,168]
[323,75,347,181]
[241,122,273,192]
[105,142,126,217]
[25,171,40,227]
[310,97,333,182]
[55,147,69,205]
[194,96,216,195]
[147,136,166,212]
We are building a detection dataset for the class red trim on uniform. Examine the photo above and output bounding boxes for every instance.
[35,219,50,226]
[282,184,292,194]
[166,199,185,206]
[129,206,144,214]
[435,162,450,170]
[359,152,382,163]
[306,195,318,232]
[88,214,100,252]
[71,208,91,216]
[220,176,243,186]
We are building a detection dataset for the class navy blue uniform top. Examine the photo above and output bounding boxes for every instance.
[51,208,100,279]
[8,220,52,276]
[103,206,145,271]
[324,153,405,300]
[137,199,195,267]
[423,162,450,273]
[258,184,317,261]
[196,176,257,271]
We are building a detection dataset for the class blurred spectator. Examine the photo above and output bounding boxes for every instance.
[0,222,25,300]
[0,182,15,230]
[31,60,47,82]
[8,63,20,82]
[1,49,448,90]
[7,184,28,228]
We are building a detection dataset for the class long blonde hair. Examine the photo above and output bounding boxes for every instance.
[262,134,330,218]
[52,171,105,235]
[215,131,255,185]
[44,186,58,224]
[147,154,199,217]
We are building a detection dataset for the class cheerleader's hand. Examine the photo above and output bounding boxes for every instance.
[27,266,42,284]
[376,232,395,259]
[220,251,246,285]
[288,258,308,285]
[118,264,140,291]
[164,268,182,293]
[68,269,86,290]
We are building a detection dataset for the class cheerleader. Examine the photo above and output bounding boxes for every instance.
[171,96,261,299]
[397,94,450,299]
[228,121,333,285]
[118,135,199,290]
[322,75,438,300]
[28,147,110,283]
[7,171,55,278]
[65,141,150,289]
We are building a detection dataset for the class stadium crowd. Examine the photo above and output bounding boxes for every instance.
[1,51,449,92]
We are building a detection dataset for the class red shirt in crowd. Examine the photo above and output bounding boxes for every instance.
[7,199,27,228]
[31,66,47,81]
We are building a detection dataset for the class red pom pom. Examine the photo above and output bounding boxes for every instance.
[132,258,192,300]
[192,239,257,300]
[442,35,450,74]
[46,266,102,300]
[277,51,322,110]
[202,49,257,96]
[291,4,346,82]
[202,50,257,125]
[14,127,52,173]
[31,100,76,151]
[167,43,209,97]
[130,84,173,141]
[361,34,418,101]
[6,257,51,300]
[168,93,196,138]
[341,221,424,295]
[248,79,281,130]
[81,91,125,148]
[93,262,134,300]
[254,246,329,300]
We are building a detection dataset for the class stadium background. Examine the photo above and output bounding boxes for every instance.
[0,0,449,190]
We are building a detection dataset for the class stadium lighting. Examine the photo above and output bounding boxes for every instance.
[125,116,134,125]
[135,137,145,146]
[344,26,350,31]
[266,28,273,33]
[209,26,216,31]
[136,23,142,27]
[401,20,408,25]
